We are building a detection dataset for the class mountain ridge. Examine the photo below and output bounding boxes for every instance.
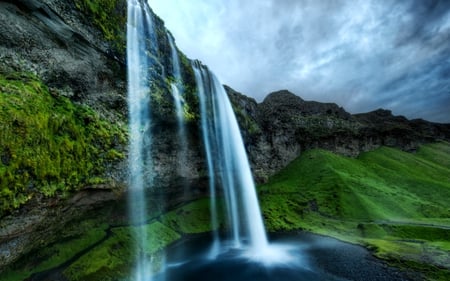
[226,87,450,181]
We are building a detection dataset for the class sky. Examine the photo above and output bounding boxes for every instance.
[148,0,450,123]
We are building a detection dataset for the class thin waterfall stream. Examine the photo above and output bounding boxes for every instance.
[167,32,189,188]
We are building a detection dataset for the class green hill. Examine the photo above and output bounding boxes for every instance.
[259,142,450,280]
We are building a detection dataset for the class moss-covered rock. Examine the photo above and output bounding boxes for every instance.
[63,221,180,281]
[73,0,127,56]
[160,198,222,234]
[0,72,127,215]
[0,195,223,280]
[0,220,108,281]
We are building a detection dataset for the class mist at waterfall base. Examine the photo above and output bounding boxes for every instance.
[126,1,407,281]
[153,233,409,281]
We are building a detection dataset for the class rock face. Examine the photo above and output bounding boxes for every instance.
[0,0,126,119]
[226,88,450,182]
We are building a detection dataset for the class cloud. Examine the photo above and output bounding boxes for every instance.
[148,0,450,123]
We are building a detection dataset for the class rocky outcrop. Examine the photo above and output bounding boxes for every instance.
[227,89,450,182]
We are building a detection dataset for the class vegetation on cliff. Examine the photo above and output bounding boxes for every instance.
[73,0,127,55]
[0,72,127,216]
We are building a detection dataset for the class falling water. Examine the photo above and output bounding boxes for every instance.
[167,32,184,122]
[127,0,156,279]
[192,63,220,257]
[192,61,269,254]
[167,33,189,184]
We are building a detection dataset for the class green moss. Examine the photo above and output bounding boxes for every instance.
[0,221,108,281]
[62,230,132,280]
[63,221,180,281]
[160,198,222,234]
[150,80,176,120]
[164,75,200,123]
[259,142,450,280]
[73,0,126,55]
[182,85,200,123]
[259,194,305,231]
[0,72,127,215]
[233,106,261,135]
[179,53,200,122]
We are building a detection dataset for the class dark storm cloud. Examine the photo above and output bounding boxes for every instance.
[398,0,450,45]
[149,0,450,123]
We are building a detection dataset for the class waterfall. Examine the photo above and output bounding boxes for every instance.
[126,0,156,279]
[167,32,189,185]
[167,32,184,123]
[127,0,271,276]
[192,61,269,253]
[192,63,221,257]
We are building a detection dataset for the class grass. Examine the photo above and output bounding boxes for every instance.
[0,72,127,215]
[259,142,450,280]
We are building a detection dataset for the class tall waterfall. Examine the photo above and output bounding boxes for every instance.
[192,61,269,253]
[127,0,156,279]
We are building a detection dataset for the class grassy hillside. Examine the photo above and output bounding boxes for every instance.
[259,142,450,280]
